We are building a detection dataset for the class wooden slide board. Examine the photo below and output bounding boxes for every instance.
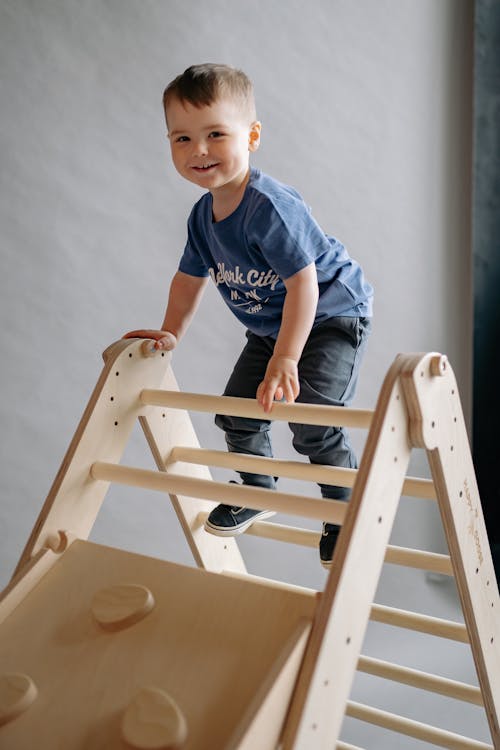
[0,539,315,749]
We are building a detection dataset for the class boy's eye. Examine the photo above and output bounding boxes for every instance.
[209,131,224,138]
[175,135,190,143]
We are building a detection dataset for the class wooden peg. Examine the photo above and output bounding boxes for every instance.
[429,354,448,377]
[43,530,74,554]
[91,584,155,631]
[121,687,188,749]
[0,673,38,726]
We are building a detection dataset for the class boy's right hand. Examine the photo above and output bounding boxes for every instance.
[122,329,177,351]
[256,354,300,414]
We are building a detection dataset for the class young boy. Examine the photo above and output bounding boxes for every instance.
[124,63,373,567]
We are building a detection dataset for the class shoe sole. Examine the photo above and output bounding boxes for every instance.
[204,510,276,537]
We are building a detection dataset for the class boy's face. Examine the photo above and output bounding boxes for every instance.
[166,96,261,195]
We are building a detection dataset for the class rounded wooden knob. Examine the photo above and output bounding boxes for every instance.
[430,354,448,377]
[121,687,188,749]
[44,529,72,553]
[0,673,38,726]
[91,584,155,631]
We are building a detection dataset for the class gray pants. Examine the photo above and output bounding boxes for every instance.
[215,316,371,500]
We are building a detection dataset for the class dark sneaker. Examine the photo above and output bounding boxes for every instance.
[205,504,275,536]
[319,523,341,568]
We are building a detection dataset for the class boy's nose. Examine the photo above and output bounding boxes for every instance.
[192,140,209,156]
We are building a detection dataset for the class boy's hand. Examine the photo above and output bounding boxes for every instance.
[122,329,177,351]
[256,355,299,413]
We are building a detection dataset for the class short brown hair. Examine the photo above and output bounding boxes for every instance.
[163,63,256,122]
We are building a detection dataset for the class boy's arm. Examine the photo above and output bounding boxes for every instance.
[256,262,319,413]
[123,270,209,350]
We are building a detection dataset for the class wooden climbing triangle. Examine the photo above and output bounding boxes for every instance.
[0,339,498,749]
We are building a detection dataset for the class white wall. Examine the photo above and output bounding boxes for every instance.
[1,2,482,745]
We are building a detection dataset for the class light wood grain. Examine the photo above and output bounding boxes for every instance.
[227,620,311,750]
[0,545,70,626]
[283,357,415,749]
[12,340,172,576]
[282,353,499,749]
[400,352,500,745]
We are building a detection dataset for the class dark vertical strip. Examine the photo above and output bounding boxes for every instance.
[472,0,500,581]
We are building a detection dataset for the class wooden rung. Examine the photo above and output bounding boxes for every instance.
[345,700,493,749]
[357,655,483,705]
[213,516,320,548]
[221,569,318,598]
[384,545,453,575]
[89,462,348,524]
[196,514,453,576]
[169,446,436,500]
[370,604,469,643]
[140,389,374,429]
[171,446,359,487]
[337,742,365,750]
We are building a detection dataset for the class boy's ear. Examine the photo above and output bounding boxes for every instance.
[248,121,262,152]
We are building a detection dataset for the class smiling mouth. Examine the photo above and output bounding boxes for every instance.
[192,163,219,172]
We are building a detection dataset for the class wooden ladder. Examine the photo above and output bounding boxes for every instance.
[0,339,498,749]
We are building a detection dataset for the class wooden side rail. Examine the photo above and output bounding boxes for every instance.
[169,446,437,500]
[140,389,374,429]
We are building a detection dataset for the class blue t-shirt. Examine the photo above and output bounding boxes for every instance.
[178,168,373,337]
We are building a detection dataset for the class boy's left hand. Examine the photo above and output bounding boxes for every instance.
[257,355,299,413]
